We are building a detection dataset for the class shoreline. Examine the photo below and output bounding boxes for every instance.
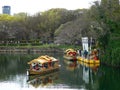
[0,46,119,68]
[0,47,63,54]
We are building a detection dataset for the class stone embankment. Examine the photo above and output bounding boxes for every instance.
[0,47,63,54]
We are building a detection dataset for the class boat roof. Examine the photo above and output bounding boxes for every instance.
[49,57,58,62]
[38,55,51,61]
[37,55,58,62]
[65,48,76,53]
[27,58,49,64]
[28,55,58,64]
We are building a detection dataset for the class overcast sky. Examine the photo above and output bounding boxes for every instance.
[0,0,98,15]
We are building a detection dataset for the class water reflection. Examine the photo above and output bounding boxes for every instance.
[27,71,59,88]
[63,60,78,71]
[78,61,100,90]
[0,53,120,90]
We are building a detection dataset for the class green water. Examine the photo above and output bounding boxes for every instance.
[0,53,120,90]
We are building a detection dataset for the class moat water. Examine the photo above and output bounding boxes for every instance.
[0,53,120,90]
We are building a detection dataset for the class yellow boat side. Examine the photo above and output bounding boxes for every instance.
[77,56,100,64]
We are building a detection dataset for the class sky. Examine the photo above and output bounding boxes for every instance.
[0,0,98,15]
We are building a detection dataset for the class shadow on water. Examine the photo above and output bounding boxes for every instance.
[0,53,120,90]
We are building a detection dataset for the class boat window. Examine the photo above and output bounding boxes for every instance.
[51,62,55,67]
[38,63,42,67]
[44,63,48,68]
[32,63,36,66]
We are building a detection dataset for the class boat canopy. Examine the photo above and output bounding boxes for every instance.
[49,57,58,62]
[27,59,48,64]
[38,55,52,61]
[28,55,58,65]
[65,48,75,53]
[37,55,58,62]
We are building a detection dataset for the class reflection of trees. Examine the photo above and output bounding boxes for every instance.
[0,53,63,81]
[98,66,120,90]
[0,54,39,80]
[60,59,100,89]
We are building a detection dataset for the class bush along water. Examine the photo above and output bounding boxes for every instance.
[100,34,120,68]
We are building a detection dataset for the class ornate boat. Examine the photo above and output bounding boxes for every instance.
[63,48,77,60]
[27,55,61,75]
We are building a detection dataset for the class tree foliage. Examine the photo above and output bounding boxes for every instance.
[0,8,77,43]
[90,0,120,66]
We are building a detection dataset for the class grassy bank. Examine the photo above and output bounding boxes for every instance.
[0,44,80,49]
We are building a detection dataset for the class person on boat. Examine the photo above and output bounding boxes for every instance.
[84,50,88,59]
[89,50,94,60]
[78,49,81,56]
[93,49,99,60]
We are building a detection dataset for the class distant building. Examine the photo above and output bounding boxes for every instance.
[2,6,11,15]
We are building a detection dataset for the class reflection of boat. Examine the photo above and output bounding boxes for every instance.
[64,60,78,71]
[77,56,100,64]
[27,71,59,88]
[79,60,100,84]
[63,55,77,60]
[64,48,77,60]
[27,55,61,75]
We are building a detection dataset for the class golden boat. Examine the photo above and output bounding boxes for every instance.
[64,48,77,60]
[27,55,61,75]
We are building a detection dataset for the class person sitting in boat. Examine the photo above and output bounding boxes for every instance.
[77,49,81,56]
[90,49,99,60]
[89,51,94,60]
[94,49,99,60]
[32,63,41,71]
[44,63,49,68]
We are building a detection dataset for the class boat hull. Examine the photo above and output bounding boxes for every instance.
[78,60,100,68]
[27,67,60,76]
[77,56,100,64]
